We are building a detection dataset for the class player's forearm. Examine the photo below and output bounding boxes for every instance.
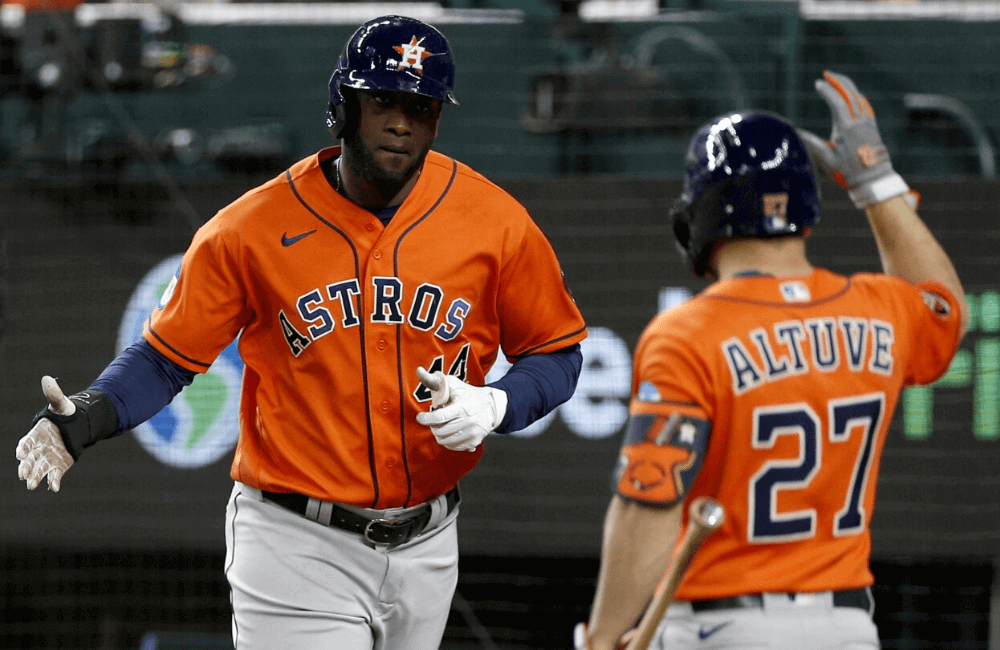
[865,196,969,331]
[587,496,682,650]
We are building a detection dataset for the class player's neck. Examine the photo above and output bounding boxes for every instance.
[713,236,813,280]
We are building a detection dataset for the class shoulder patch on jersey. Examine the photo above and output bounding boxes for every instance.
[636,381,662,403]
[921,290,952,317]
[157,266,180,310]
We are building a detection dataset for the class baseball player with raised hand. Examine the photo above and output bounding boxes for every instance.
[575,71,968,650]
[15,15,587,650]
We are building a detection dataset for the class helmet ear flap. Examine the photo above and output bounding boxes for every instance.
[325,103,339,132]
[672,198,712,275]
[670,200,693,256]
[670,191,721,279]
[327,87,358,139]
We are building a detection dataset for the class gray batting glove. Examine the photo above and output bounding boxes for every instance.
[415,367,508,452]
[16,376,77,492]
[797,70,910,209]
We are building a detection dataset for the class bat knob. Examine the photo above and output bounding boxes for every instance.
[690,497,725,530]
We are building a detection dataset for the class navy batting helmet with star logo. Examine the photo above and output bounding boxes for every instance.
[326,15,459,138]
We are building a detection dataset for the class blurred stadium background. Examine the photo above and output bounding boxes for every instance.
[2,0,1000,648]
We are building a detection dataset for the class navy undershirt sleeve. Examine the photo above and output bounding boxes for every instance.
[489,343,583,434]
[89,339,196,433]
[89,338,580,436]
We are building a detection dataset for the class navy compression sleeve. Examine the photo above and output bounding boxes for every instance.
[489,343,582,434]
[91,340,580,435]
[90,339,196,432]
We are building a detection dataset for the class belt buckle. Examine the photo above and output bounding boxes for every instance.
[364,517,409,545]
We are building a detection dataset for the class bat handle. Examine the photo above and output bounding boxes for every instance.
[623,497,725,650]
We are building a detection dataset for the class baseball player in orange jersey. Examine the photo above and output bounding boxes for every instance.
[575,71,969,650]
[15,15,587,650]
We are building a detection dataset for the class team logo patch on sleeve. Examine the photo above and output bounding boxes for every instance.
[613,411,711,507]
[921,290,952,317]
[157,265,180,309]
[636,381,662,403]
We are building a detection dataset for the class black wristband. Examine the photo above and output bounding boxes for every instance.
[31,390,120,460]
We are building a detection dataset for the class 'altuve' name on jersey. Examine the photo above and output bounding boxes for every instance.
[722,316,895,395]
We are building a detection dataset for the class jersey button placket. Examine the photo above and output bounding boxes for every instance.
[372,250,382,260]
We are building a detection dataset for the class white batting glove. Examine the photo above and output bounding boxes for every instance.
[797,70,912,209]
[415,367,508,452]
[16,376,77,492]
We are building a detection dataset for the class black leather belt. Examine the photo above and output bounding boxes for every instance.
[261,487,460,547]
[690,588,873,613]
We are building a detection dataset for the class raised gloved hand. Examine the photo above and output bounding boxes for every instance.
[16,376,119,491]
[415,367,508,452]
[797,70,913,209]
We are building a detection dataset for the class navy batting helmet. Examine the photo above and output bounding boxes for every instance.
[671,111,820,277]
[325,15,459,138]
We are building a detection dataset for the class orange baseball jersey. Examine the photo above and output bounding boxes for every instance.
[616,268,962,599]
[144,146,587,508]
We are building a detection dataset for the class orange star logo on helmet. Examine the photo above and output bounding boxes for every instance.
[394,36,432,74]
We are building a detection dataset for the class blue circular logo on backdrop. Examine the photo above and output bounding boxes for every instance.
[117,255,244,469]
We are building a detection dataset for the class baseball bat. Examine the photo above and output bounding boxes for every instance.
[622,497,725,650]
